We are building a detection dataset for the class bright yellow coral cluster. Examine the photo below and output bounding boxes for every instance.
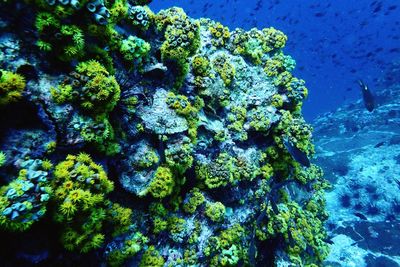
[0,70,26,106]
[209,21,231,47]
[52,153,115,252]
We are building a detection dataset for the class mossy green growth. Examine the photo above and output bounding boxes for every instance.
[0,69,26,106]
[228,27,287,65]
[147,166,175,198]
[139,245,165,267]
[212,54,236,86]
[264,52,296,77]
[227,105,247,139]
[183,188,205,213]
[51,60,120,115]
[120,35,151,64]
[167,215,186,237]
[134,149,159,169]
[52,153,115,253]
[205,201,226,222]
[72,114,120,156]
[271,94,284,108]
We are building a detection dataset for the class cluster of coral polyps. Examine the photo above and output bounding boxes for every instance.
[0,0,329,266]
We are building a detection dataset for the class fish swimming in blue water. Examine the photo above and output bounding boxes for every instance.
[283,137,311,167]
[357,80,375,112]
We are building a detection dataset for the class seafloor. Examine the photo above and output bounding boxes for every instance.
[313,82,400,267]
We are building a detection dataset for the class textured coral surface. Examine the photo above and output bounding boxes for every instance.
[0,1,329,266]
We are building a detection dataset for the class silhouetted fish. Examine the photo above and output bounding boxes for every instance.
[357,80,375,112]
[354,212,368,220]
[374,141,385,148]
[283,138,311,167]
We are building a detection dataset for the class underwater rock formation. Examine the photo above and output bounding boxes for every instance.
[0,1,329,266]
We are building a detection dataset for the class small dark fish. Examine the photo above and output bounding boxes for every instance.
[354,212,368,220]
[283,138,311,167]
[357,80,375,112]
[374,141,385,148]
[324,237,334,244]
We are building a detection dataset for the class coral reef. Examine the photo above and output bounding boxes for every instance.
[0,0,329,266]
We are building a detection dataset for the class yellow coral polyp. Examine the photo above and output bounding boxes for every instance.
[148,166,175,198]
[59,201,77,217]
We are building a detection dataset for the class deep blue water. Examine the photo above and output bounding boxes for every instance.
[150,0,400,121]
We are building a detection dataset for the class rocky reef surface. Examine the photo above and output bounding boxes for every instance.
[0,1,329,266]
[313,84,400,266]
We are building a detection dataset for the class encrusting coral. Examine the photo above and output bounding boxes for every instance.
[0,0,330,266]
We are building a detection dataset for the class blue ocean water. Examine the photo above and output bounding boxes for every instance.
[151,0,400,121]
